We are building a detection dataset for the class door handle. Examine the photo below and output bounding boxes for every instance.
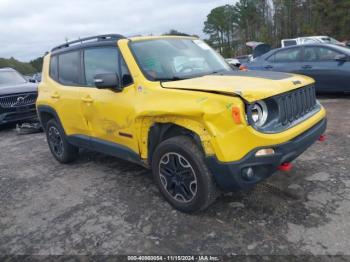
[81,96,94,103]
[264,65,273,69]
[302,65,312,69]
[50,92,60,99]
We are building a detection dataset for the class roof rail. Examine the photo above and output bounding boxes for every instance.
[51,34,125,52]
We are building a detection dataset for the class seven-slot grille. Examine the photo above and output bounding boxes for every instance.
[0,93,37,108]
[277,85,317,126]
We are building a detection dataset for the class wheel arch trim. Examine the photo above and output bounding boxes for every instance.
[37,105,65,133]
[137,116,215,163]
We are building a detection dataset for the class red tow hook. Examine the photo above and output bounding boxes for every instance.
[318,135,326,142]
[278,162,293,172]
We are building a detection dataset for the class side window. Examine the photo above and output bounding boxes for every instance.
[49,55,58,81]
[304,47,318,61]
[121,56,133,86]
[58,51,80,85]
[266,54,275,63]
[318,47,341,61]
[84,47,119,87]
[275,48,302,63]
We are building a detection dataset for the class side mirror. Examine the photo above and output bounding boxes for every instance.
[29,78,36,83]
[94,73,121,91]
[335,54,347,62]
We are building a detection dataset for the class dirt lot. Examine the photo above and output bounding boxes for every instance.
[0,97,349,256]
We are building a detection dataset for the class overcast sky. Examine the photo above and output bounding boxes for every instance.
[0,0,233,61]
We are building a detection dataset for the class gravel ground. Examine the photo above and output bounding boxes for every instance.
[0,96,349,256]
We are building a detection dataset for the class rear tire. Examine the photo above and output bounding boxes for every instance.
[46,119,78,163]
[152,136,218,213]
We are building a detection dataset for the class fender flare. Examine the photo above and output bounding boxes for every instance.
[37,105,65,133]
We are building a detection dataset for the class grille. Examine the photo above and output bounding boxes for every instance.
[0,93,37,108]
[277,85,317,126]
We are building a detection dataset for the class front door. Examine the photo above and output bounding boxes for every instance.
[302,46,350,93]
[263,46,304,74]
[79,46,139,154]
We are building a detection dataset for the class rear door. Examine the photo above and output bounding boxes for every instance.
[49,52,91,139]
[301,46,350,93]
[262,47,304,74]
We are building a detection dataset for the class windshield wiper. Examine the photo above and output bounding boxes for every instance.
[154,76,184,81]
[206,69,228,76]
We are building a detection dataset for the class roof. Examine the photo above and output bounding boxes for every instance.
[50,34,198,55]
[51,34,125,52]
[128,35,197,42]
[262,43,350,58]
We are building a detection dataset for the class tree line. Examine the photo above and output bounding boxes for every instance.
[3,1,350,74]
[203,0,350,58]
[0,57,43,75]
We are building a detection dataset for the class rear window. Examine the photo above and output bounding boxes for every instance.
[58,51,80,85]
[49,56,58,81]
[274,48,302,62]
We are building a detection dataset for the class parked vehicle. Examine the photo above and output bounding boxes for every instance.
[281,36,343,47]
[31,73,42,83]
[0,68,38,125]
[243,44,350,93]
[226,56,253,68]
[37,34,326,213]
[225,58,240,68]
[236,55,252,64]
[246,41,272,59]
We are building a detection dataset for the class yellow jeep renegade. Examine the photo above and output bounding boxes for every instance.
[37,34,327,213]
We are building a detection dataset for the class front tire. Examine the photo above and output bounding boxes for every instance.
[152,136,218,213]
[46,119,78,163]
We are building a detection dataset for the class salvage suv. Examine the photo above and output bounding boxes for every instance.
[37,34,327,213]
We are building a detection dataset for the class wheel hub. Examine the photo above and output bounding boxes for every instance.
[48,126,63,158]
[159,152,197,203]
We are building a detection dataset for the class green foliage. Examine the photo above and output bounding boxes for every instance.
[163,29,198,37]
[0,57,40,75]
[204,0,350,57]
[29,57,44,73]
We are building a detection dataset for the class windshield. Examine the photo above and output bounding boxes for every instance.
[130,38,232,81]
[0,70,27,86]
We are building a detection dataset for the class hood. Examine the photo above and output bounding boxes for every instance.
[0,82,38,96]
[161,71,314,103]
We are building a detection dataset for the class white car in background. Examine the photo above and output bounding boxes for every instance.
[225,58,241,68]
[281,36,344,47]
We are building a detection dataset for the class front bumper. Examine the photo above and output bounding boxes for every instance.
[0,104,38,125]
[205,118,327,191]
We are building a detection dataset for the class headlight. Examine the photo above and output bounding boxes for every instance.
[250,101,268,127]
